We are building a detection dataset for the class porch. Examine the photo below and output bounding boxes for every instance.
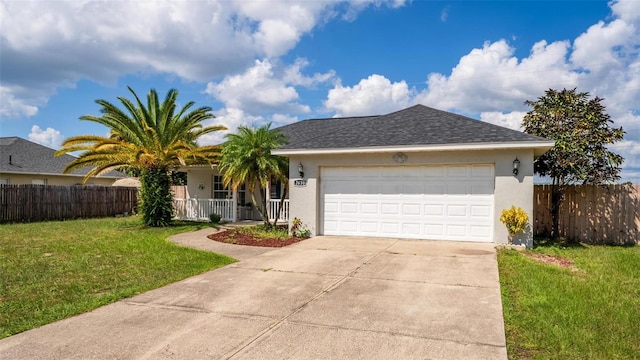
[172,198,290,223]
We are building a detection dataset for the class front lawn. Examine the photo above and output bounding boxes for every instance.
[498,244,640,359]
[0,217,235,339]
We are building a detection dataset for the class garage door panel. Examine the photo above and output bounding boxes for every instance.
[321,165,494,242]
[447,182,468,194]
[341,203,358,213]
[381,183,402,194]
[402,223,421,234]
[470,225,491,238]
[447,166,468,177]
[424,224,445,236]
[341,221,358,232]
[471,165,493,177]
[447,224,468,237]
[381,203,400,214]
[424,182,446,194]
[402,204,421,216]
[424,204,445,216]
[380,222,400,234]
[471,182,494,195]
[470,205,492,218]
[361,203,379,214]
[324,201,339,213]
[402,182,423,194]
[447,204,468,217]
[424,166,445,177]
[360,222,378,233]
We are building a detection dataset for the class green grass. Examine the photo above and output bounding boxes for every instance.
[0,217,235,339]
[498,243,640,359]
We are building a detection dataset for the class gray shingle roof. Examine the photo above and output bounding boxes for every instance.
[276,104,549,150]
[0,137,125,178]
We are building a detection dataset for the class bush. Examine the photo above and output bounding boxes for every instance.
[290,217,311,238]
[209,213,222,224]
[499,206,529,236]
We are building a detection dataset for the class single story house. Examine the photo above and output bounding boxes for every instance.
[177,104,552,246]
[273,105,553,247]
[0,136,125,186]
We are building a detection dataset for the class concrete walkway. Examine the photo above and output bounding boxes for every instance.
[0,231,507,359]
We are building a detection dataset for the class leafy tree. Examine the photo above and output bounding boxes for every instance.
[56,87,225,227]
[219,124,289,228]
[522,88,624,238]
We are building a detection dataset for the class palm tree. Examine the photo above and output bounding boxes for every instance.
[55,87,226,227]
[219,124,289,227]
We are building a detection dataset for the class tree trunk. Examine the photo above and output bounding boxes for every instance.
[248,183,270,228]
[550,178,564,239]
[274,182,289,227]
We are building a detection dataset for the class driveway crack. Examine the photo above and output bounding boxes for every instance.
[223,239,400,359]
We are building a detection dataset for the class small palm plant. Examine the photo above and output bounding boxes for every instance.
[218,124,289,228]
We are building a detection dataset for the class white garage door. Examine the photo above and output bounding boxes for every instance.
[321,164,494,242]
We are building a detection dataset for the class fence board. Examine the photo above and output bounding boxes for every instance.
[533,184,640,245]
[0,185,138,223]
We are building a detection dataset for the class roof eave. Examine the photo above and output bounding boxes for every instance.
[0,171,124,179]
[273,141,555,157]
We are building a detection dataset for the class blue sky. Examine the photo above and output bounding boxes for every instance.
[1,0,638,182]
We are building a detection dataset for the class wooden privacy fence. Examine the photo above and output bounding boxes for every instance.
[533,184,640,245]
[0,185,138,223]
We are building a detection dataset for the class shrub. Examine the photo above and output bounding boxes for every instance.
[290,217,311,238]
[209,213,222,224]
[499,206,529,237]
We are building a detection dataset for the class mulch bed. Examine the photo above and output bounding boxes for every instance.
[207,228,308,247]
[524,252,576,269]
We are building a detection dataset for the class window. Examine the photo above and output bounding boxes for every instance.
[238,183,247,206]
[212,175,229,199]
[0,178,8,185]
[32,179,47,185]
[270,180,282,199]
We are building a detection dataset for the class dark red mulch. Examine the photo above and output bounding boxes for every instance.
[207,228,308,247]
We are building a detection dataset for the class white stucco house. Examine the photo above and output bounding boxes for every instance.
[177,104,552,247]
[272,105,553,247]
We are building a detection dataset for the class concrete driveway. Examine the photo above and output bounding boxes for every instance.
[0,234,507,359]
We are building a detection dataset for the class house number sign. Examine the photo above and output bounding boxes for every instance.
[294,179,307,187]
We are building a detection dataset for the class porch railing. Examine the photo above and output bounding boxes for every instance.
[172,198,234,221]
[173,198,289,222]
[268,199,289,222]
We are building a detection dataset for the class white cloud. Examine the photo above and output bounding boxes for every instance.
[28,125,62,148]
[610,0,640,22]
[325,74,413,116]
[0,86,39,118]
[0,0,405,119]
[415,39,579,113]
[271,113,299,127]
[479,111,527,131]
[197,107,264,146]
[204,58,334,114]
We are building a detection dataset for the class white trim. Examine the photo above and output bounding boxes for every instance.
[272,141,554,157]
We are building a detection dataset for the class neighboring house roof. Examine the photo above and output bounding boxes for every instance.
[0,136,125,178]
[273,104,553,156]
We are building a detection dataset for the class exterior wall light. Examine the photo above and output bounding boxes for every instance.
[297,162,304,178]
[513,157,520,176]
